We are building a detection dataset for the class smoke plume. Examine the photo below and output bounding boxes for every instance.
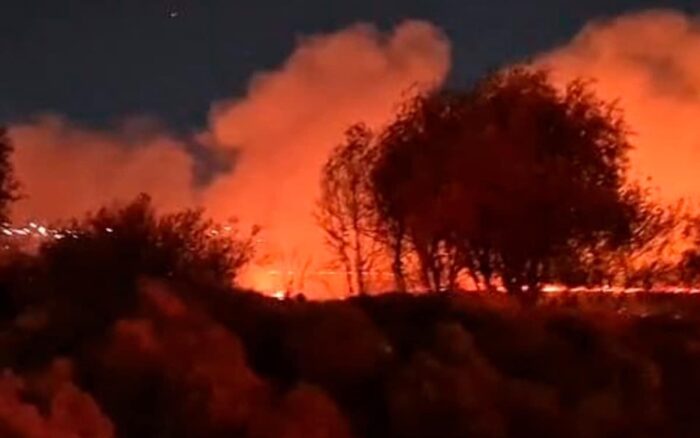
[6,21,450,295]
[202,21,451,294]
[16,11,700,294]
[8,115,198,222]
[536,10,700,203]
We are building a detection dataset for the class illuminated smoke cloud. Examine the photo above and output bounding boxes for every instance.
[10,12,700,295]
[203,21,450,295]
[536,10,700,203]
[5,21,449,296]
[8,115,198,222]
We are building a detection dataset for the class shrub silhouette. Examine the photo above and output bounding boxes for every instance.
[0,195,256,369]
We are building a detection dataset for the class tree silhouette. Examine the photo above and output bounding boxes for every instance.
[47,194,257,290]
[674,212,700,287]
[560,197,686,290]
[317,125,382,295]
[371,68,646,296]
[0,127,19,222]
[8,195,258,365]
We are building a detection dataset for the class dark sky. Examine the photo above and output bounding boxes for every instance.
[1,0,696,130]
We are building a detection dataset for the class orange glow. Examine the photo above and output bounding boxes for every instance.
[537,10,700,204]
[201,21,450,297]
[8,116,198,222]
[6,21,450,299]
[9,12,700,297]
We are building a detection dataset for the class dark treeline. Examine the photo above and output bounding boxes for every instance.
[2,69,700,437]
[318,68,700,296]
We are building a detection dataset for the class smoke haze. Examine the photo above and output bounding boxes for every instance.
[8,11,700,293]
[8,116,198,222]
[202,21,451,294]
[6,21,451,295]
[537,10,700,203]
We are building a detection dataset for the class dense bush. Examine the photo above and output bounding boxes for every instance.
[0,248,699,438]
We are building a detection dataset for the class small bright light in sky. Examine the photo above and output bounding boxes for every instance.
[168,10,179,18]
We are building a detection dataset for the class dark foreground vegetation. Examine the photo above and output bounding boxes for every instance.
[0,196,693,437]
[0,194,692,437]
[3,256,700,438]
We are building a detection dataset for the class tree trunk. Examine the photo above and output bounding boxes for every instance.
[391,225,407,292]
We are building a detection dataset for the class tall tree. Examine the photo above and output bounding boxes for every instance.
[371,68,647,296]
[317,125,381,295]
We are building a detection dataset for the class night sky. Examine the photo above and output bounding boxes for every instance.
[1,0,697,130]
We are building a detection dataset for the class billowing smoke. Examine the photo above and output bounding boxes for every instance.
[14,11,700,294]
[6,21,450,296]
[8,115,198,222]
[202,21,450,295]
[536,10,700,203]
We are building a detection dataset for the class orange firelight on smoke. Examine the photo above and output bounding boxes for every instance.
[201,21,451,297]
[8,10,700,297]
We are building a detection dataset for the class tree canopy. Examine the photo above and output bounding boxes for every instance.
[370,68,646,295]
